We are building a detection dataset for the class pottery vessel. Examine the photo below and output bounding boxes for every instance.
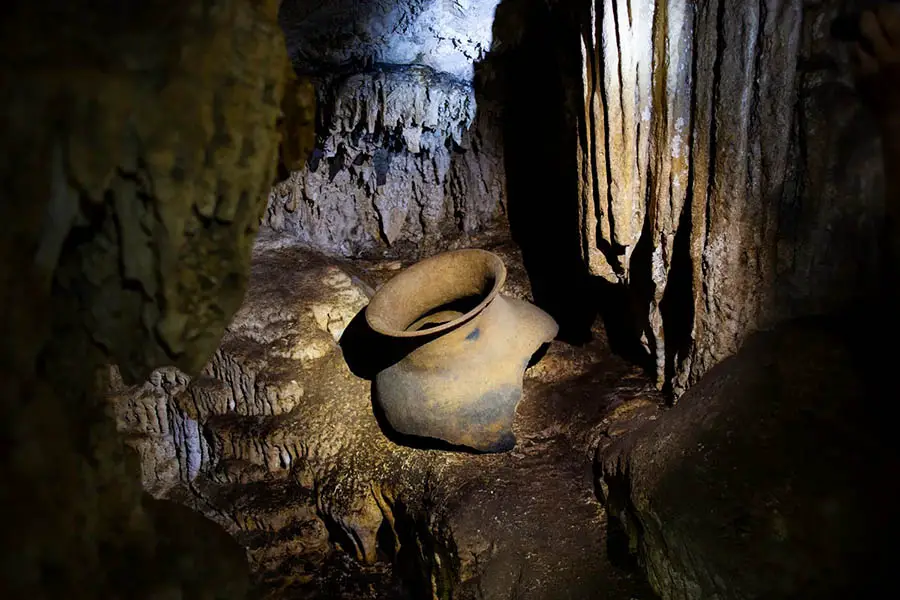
[365,249,558,452]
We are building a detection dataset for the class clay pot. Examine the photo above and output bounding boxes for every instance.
[365,249,558,452]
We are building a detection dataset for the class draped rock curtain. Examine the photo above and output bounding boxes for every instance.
[574,0,883,396]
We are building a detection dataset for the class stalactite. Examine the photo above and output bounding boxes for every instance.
[266,67,506,258]
[577,0,656,282]
[576,0,881,395]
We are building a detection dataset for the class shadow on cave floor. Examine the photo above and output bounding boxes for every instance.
[474,0,652,373]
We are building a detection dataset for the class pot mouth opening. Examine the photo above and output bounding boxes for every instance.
[365,249,507,338]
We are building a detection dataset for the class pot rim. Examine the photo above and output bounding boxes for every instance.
[365,249,507,338]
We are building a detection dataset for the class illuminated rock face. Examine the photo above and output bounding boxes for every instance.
[268,0,507,258]
[573,0,884,394]
[280,0,502,81]
[267,67,505,257]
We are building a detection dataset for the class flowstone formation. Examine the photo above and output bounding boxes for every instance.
[266,0,507,258]
[587,4,900,599]
[112,233,660,599]
[571,0,884,393]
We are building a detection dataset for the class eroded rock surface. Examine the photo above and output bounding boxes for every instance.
[279,0,502,81]
[266,0,508,258]
[267,66,506,259]
[114,234,661,599]
[573,0,884,393]
[595,317,898,599]
[5,0,292,383]
[1,1,297,597]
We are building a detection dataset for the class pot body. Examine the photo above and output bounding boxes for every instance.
[374,294,558,452]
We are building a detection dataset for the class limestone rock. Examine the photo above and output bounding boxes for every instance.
[1,0,299,597]
[279,68,318,173]
[268,0,507,258]
[114,234,660,598]
[3,0,296,384]
[279,0,503,81]
[113,236,445,590]
[266,67,506,257]
[111,367,194,496]
[573,0,884,393]
[595,317,898,599]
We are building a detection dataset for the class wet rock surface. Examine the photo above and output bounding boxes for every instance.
[113,231,663,599]
[279,0,502,81]
[266,66,506,259]
[595,316,898,599]
[571,0,885,393]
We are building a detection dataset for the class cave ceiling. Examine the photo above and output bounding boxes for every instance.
[279,0,502,80]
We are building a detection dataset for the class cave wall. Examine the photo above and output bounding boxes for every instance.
[4,0,292,383]
[573,0,884,394]
[266,68,506,258]
[264,0,507,258]
[0,0,301,596]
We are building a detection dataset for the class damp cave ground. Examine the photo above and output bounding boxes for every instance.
[123,226,663,600]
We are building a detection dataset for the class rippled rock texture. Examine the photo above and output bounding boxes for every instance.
[267,67,506,258]
[112,233,661,598]
[572,0,884,393]
[266,0,507,258]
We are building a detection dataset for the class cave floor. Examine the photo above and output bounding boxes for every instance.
[143,230,663,599]
[432,332,663,600]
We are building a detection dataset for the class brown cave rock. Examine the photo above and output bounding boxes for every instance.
[573,0,884,393]
[2,0,895,598]
[1,0,301,597]
[596,316,898,599]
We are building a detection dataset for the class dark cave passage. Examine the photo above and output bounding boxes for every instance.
[486,0,597,345]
